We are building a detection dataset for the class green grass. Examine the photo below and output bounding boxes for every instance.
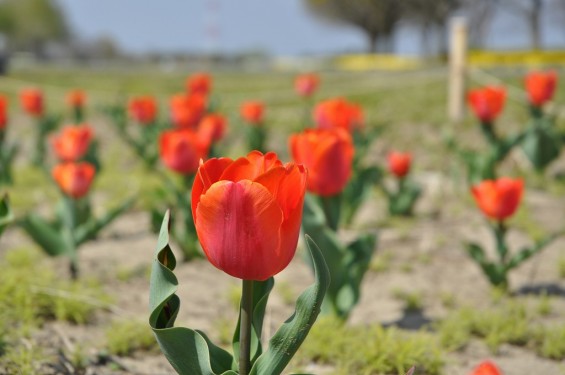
[105,320,158,356]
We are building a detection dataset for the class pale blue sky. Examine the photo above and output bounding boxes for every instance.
[56,0,565,56]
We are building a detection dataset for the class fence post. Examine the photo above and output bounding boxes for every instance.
[448,17,468,123]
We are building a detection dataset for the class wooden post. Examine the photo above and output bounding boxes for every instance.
[448,17,468,123]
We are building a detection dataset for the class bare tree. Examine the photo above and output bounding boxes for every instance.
[496,0,545,50]
[304,0,403,53]
[462,0,497,48]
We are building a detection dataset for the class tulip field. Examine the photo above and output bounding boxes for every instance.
[3,65,565,375]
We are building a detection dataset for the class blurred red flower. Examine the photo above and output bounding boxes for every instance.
[470,360,502,375]
[314,98,363,133]
[52,162,96,199]
[240,101,265,125]
[129,96,158,125]
[467,86,506,123]
[170,93,207,129]
[52,125,94,162]
[20,88,43,117]
[197,114,227,145]
[290,128,354,197]
[471,178,523,221]
[294,73,320,97]
[525,70,557,107]
[0,96,8,130]
[66,90,86,109]
[191,151,307,280]
[186,73,211,96]
[159,129,209,174]
[387,151,412,179]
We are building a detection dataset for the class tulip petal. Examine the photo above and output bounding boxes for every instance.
[195,179,284,280]
[220,151,282,182]
[191,157,233,220]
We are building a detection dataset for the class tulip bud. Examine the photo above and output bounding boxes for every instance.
[20,88,43,117]
[471,178,523,221]
[387,151,412,179]
[129,96,158,125]
[525,70,557,107]
[186,73,212,96]
[470,360,502,375]
[170,93,206,129]
[467,86,506,123]
[66,90,86,109]
[52,162,96,199]
[52,125,94,162]
[159,129,209,175]
[313,98,363,133]
[240,101,265,125]
[294,73,319,97]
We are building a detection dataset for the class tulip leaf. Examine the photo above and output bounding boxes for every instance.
[506,231,563,270]
[75,196,135,246]
[20,214,71,256]
[521,119,561,171]
[249,235,329,375]
[149,211,234,375]
[0,194,13,236]
[232,278,274,367]
[342,165,382,225]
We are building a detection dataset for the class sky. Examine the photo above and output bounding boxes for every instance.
[56,0,565,56]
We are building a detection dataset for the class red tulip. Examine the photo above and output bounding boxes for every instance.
[467,86,506,123]
[0,96,8,130]
[525,70,557,107]
[129,96,158,125]
[192,151,307,281]
[159,129,209,175]
[471,178,523,221]
[470,360,502,375]
[387,151,412,179]
[197,114,227,145]
[66,90,86,109]
[52,125,94,162]
[52,162,96,199]
[295,73,320,97]
[20,89,43,117]
[289,128,354,197]
[186,73,211,96]
[314,98,363,133]
[170,93,207,129]
[240,101,264,125]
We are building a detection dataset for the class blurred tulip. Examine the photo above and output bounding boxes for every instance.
[314,98,363,132]
[467,86,506,123]
[290,128,354,197]
[129,96,158,125]
[0,96,8,130]
[197,114,227,145]
[525,70,557,107]
[159,129,209,174]
[295,73,320,97]
[52,125,94,162]
[186,73,211,96]
[192,151,307,280]
[52,162,96,199]
[170,93,206,128]
[66,90,86,109]
[240,101,264,125]
[472,178,523,221]
[387,151,412,179]
[470,360,502,375]
[20,88,43,117]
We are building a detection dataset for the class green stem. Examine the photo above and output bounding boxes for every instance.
[494,220,508,264]
[239,279,254,375]
[480,122,498,147]
[322,195,340,232]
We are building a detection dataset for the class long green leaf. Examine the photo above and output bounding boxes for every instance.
[20,214,70,256]
[149,211,234,375]
[249,235,330,375]
[0,194,13,236]
[75,196,135,246]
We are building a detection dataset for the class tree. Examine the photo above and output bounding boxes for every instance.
[0,0,69,58]
[496,0,545,50]
[304,0,403,53]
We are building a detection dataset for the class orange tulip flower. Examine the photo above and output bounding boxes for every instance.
[294,73,320,97]
[467,86,506,123]
[471,178,523,221]
[20,88,43,117]
[525,70,557,107]
[52,162,96,199]
[191,151,307,280]
[0,96,8,130]
[159,129,209,175]
[387,151,412,179]
[240,101,264,125]
[197,114,227,145]
[170,93,207,129]
[290,128,354,197]
[128,96,158,125]
[52,125,94,162]
[186,72,211,96]
[313,98,363,133]
[470,361,502,375]
[66,89,86,109]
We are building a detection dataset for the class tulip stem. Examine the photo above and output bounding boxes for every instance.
[239,279,254,375]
